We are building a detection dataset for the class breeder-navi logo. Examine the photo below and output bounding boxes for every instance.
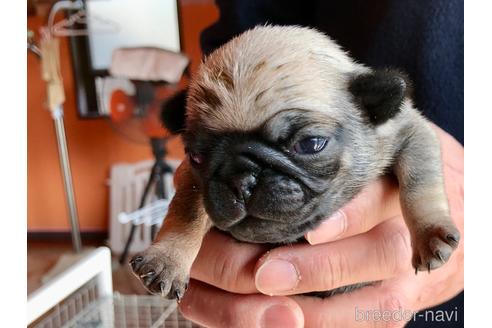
[355,306,459,323]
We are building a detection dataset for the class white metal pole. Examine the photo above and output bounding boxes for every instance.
[51,106,82,253]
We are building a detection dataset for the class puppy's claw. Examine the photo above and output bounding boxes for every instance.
[446,234,459,247]
[435,250,444,262]
[176,282,189,302]
[175,289,183,302]
[129,255,144,270]
[160,282,166,298]
[139,271,155,279]
[132,256,143,264]
[427,262,431,274]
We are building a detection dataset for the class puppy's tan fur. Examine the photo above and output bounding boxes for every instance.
[187,26,368,132]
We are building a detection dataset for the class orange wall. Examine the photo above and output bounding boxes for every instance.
[27,2,219,232]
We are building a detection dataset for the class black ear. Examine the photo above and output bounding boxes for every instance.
[161,89,188,134]
[349,69,411,125]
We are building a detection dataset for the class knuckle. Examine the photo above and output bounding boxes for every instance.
[342,200,372,235]
[212,254,241,292]
[177,287,198,320]
[377,290,409,328]
[227,299,253,328]
[319,249,351,290]
[310,311,337,328]
[349,207,370,235]
[211,297,255,328]
[179,290,239,328]
[377,224,412,276]
[216,302,238,328]
[342,203,363,226]
[381,292,403,313]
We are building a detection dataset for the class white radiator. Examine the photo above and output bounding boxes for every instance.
[108,159,179,254]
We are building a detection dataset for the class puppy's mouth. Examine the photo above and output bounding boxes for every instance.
[203,175,328,243]
[211,209,285,231]
[241,213,288,225]
[207,192,308,230]
[207,193,319,235]
[225,211,323,244]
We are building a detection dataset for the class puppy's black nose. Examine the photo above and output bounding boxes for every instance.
[231,173,257,202]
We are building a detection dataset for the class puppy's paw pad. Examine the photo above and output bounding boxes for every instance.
[412,223,460,273]
[129,248,189,300]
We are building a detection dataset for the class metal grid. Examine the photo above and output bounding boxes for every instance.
[30,278,200,328]
[30,277,100,328]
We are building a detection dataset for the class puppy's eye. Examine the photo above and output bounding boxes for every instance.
[293,136,329,154]
[189,152,205,165]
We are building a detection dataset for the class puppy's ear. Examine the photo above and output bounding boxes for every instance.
[161,89,188,134]
[349,69,411,125]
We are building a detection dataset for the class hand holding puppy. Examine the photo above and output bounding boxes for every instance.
[129,26,462,327]
[179,125,463,327]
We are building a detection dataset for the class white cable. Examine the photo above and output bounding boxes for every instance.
[118,199,172,226]
[47,0,84,34]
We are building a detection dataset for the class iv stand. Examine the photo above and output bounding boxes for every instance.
[52,106,82,253]
[30,0,116,253]
[32,29,83,253]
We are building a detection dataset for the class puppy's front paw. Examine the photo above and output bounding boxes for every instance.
[129,246,189,301]
[412,221,460,273]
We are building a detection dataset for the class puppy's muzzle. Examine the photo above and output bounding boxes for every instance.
[204,141,307,230]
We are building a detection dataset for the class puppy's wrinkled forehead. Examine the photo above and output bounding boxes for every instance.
[186,26,365,132]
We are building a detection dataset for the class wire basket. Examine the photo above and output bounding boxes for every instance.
[28,248,200,328]
[31,287,197,328]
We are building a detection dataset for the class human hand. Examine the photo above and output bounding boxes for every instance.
[179,125,464,327]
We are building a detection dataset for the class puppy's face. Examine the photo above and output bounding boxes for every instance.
[182,26,406,243]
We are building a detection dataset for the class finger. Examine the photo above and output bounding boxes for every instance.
[305,176,401,245]
[190,228,269,294]
[179,280,304,328]
[293,281,411,328]
[255,217,412,295]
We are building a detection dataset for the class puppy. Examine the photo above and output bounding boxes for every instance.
[130,26,460,299]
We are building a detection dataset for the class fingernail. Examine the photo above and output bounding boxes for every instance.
[306,210,346,244]
[261,304,300,328]
[256,259,300,295]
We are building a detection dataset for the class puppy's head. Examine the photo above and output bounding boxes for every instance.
[180,26,409,243]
